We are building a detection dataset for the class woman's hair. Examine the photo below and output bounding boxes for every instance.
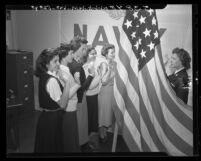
[35,48,58,77]
[70,35,88,52]
[57,43,72,62]
[78,44,89,64]
[101,44,115,57]
[172,47,191,70]
[86,45,95,57]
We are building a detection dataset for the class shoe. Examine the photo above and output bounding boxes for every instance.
[99,136,107,143]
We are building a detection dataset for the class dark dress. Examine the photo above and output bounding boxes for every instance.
[168,68,189,104]
[68,59,93,145]
[34,73,64,153]
[68,59,93,103]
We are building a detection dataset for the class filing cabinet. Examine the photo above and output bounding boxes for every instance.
[6,50,35,117]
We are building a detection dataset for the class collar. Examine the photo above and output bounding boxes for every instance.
[60,64,69,73]
[174,67,185,75]
[47,70,59,78]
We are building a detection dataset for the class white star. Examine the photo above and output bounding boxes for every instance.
[147,9,154,16]
[133,11,138,19]
[139,15,146,24]
[143,28,151,38]
[138,38,142,45]
[131,32,136,39]
[153,30,159,39]
[140,49,146,58]
[124,19,132,29]
[147,41,155,51]
[152,17,156,26]
[134,41,139,50]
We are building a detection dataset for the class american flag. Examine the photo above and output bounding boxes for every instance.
[112,9,193,156]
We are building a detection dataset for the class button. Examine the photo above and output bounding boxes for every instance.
[24,84,28,88]
[24,70,28,74]
[24,97,29,101]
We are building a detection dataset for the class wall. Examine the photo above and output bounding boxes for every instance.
[8,5,192,110]
[10,10,61,109]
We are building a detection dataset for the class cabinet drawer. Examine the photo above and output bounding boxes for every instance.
[16,53,33,66]
[18,68,34,84]
[22,92,34,106]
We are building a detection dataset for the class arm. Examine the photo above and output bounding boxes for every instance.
[88,75,101,90]
[69,84,81,99]
[79,66,94,92]
[47,77,70,110]
[101,64,111,86]
[57,81,70,109]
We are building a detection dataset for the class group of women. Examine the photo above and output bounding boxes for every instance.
[34,36,117,153]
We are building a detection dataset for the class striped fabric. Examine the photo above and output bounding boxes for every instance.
[113,9,193,156]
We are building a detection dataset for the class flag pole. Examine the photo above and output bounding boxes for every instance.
[112,121,118,152]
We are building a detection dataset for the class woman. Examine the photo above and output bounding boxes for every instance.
[34,48,70,153]
[98,44,116,142]
[168,47,191,104]
[68,37,95,148]
[57,44,81,152]
[83,46,102,149]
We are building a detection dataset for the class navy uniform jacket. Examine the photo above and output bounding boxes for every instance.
[168,68,189,104]
[68,59,93,103]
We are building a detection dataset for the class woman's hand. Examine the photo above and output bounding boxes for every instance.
[88,65,95,77]
[58,70,69,84]
[97,66,102,78]
[74,72,81,85]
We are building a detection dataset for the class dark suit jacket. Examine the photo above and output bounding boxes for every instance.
[168,68,189,104]
[68,59,93,103]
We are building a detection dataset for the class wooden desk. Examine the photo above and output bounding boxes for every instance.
[6,100,22,151]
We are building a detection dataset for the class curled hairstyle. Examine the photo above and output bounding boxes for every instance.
[57,43,72,62]
[85,45,95,57]
[70,35,88,52]
[35,48,58,77]
[101,44,115,57]
[172,47,191,70]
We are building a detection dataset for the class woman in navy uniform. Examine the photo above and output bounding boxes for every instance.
[34,48,70,153]
[168,48,191,104]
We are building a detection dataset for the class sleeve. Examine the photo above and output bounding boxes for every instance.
[46,78,62,102]
[79,66,93,91]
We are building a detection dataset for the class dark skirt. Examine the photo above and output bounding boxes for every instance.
[86,94,99,134]
[34,110,64,153]
[63,111,80,152]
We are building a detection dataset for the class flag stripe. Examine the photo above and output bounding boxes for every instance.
[114,26,141,133]
[113,78,141,151]
[140,116,158,152]
[115,69,141,134]
[123,110,142,151]
[139,92,168,152]
[140,134,151,152]
[122,123,140,152]
[140,65,193,155]
[139,72,186,156]
[147,60,193,146]
[113,26,139,94]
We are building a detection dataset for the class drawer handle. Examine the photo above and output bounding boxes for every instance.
[24,97,29,101]
[24,84,28,88]
[24,70,28,74]
[23,56,27,59]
